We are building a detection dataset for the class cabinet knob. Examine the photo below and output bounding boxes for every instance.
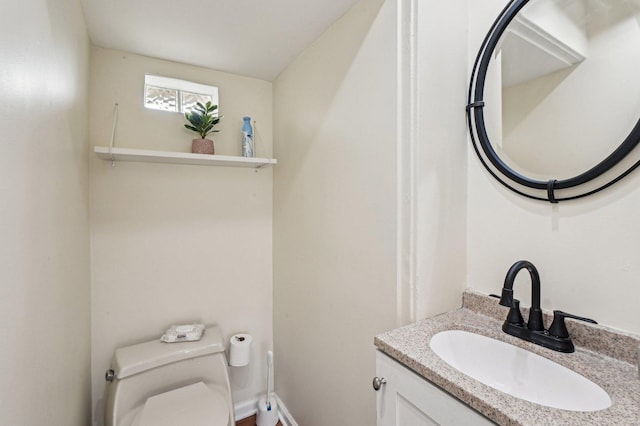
[372,376,387,391]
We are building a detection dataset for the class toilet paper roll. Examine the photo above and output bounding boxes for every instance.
[229,334,252,367]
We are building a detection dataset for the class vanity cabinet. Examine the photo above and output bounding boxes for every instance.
[375,351,495,426]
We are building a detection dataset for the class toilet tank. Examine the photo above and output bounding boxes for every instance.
[104,326,232,426]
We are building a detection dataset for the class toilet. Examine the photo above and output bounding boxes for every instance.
[104,325,234,426]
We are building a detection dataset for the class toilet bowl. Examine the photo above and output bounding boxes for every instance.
[104,325,234,426]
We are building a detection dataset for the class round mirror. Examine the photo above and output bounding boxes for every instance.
[468,0,640,202]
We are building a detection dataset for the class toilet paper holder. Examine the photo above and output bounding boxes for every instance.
[229,333,252,367]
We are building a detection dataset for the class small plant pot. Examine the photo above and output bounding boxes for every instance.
[192,138,214,155]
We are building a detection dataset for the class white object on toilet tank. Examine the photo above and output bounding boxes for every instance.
[160,323,205,342]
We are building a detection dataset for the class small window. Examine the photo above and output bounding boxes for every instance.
[144,75,219,114]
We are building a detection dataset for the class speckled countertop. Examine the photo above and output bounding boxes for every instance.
[374,291,640,426]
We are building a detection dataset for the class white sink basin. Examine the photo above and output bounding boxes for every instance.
[429,330,611,411]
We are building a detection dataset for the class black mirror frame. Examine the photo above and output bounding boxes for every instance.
[467,0,640,203]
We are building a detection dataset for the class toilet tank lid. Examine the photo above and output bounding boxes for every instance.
[113,326,225,379]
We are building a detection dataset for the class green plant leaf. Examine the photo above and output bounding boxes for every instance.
[183,102,223,138]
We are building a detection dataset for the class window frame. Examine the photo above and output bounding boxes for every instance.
[144,74,219,114]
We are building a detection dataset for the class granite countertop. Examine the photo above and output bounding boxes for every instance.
[374,291,640,426]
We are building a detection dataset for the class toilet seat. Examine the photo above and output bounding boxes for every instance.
[130,382,229,426]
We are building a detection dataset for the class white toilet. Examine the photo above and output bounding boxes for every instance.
[104,325,234,426]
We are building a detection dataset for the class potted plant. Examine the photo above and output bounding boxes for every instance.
[184,101,222,154]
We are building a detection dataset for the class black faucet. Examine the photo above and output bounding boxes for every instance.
[497,260,597,353]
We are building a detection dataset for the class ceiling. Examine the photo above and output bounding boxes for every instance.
[80,0,360,81]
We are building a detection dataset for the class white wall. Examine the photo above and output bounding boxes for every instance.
[273,0,398,424]
[413,0,469,321]
[467,0,640,334]
[0,0,91,424]
[273,0,469,423]
[89,47,274,421]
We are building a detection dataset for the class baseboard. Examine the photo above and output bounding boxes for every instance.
[234,393,297,426]
[273,393,297,426]
[234,397,259,420]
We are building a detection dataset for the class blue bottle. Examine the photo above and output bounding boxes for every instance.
[242,116,254,157]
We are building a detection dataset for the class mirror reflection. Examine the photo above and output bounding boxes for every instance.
[484,0,640,181]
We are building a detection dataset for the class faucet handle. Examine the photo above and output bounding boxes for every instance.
[549,310,598,338]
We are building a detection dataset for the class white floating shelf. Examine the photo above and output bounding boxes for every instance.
[94,146,277,169]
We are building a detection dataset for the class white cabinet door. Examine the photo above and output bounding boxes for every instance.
[375,351,496,426]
